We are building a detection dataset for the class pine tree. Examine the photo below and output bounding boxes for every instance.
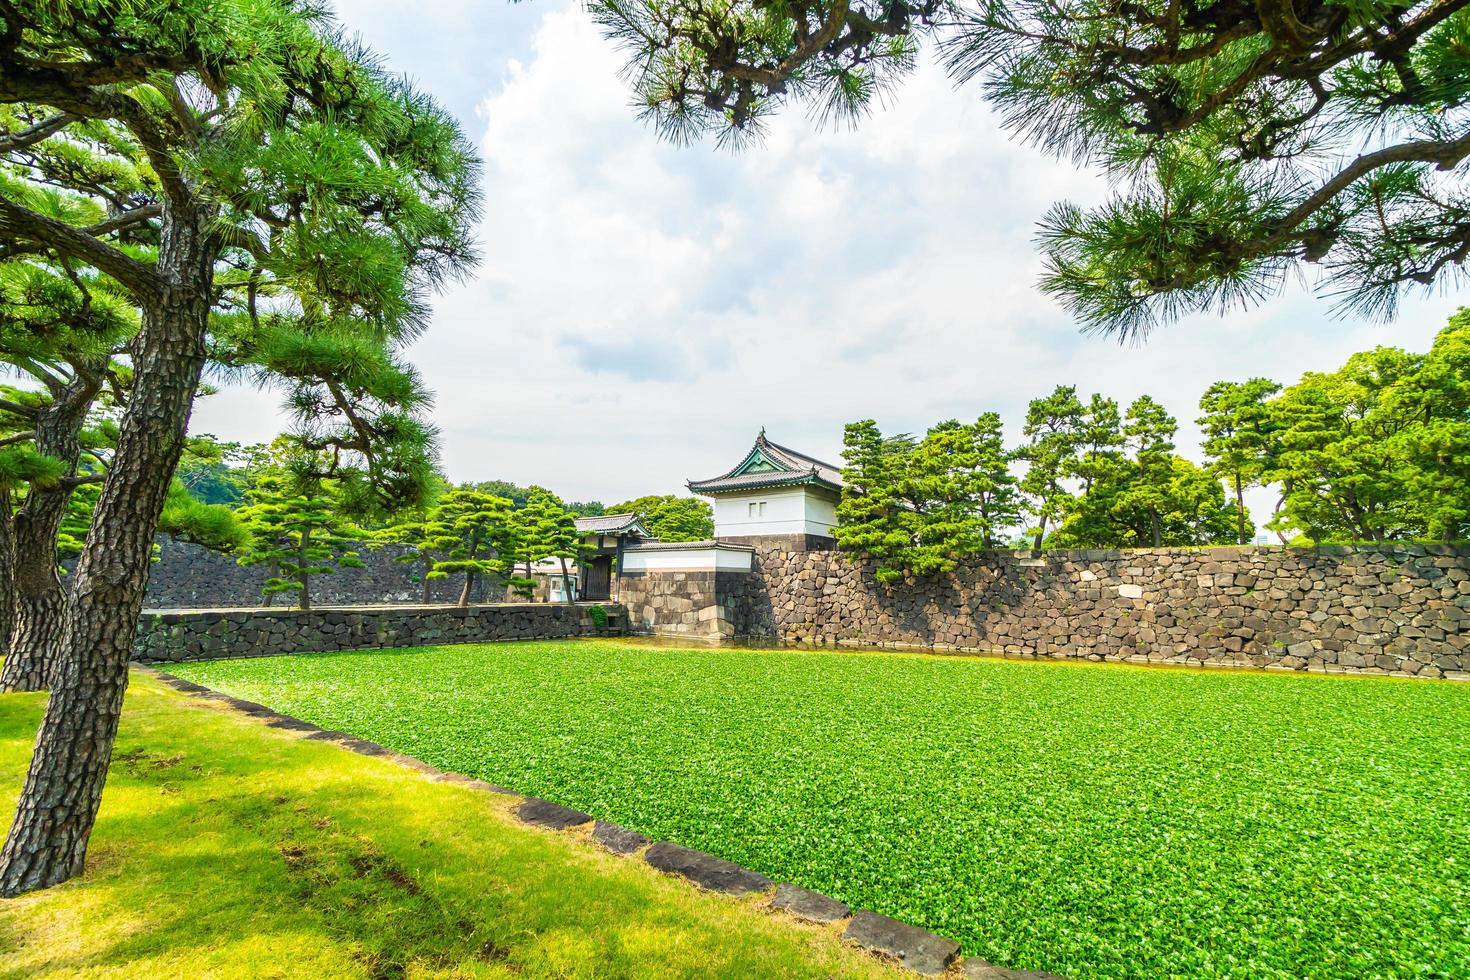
[834,420,912,583]
[430,490,523,607]
[1199,379,1282,545]
[592,0,1470,333]
[519,486,583,603]
[378,509,458,604]
[236,448,365,611]
[1120,396,1178,548]
[1017,386,1086,550]
[0,1,479,894]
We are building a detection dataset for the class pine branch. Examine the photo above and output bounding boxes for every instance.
[0,194,163,302]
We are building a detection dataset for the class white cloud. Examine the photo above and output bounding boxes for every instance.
[189,0,1468,513]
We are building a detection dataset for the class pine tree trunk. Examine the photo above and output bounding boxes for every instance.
[421,557,433,604]
[1235,473,1247,545]
[0,495,14,659]
[0,207,214,896]
[458,571,474,607]
[558,556,574,603]
[298,533,311,612]
[1150,507,1162,548]
[1,373,99,693]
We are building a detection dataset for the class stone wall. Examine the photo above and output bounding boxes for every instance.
[739,543,1470,678]
[620,571,749,640]
[617,543,1470,678]
[120,536,501,608]
[134,602,626,662]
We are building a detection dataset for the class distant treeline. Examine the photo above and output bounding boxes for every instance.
[837,311,1470,581]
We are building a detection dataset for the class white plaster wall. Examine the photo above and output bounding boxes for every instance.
[622,546,753,573]
[712,486,838,538]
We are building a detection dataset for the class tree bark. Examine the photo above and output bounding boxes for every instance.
[558,555,574,603]
[1,371,100,693]
[1234,473,1247,545]
[0,204,214,896]
[298,531,311,611]
[420,556,433,604]
[0,494,14,659]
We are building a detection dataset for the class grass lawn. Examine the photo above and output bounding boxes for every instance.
[173,639,1470,979]
[0,671,900,979]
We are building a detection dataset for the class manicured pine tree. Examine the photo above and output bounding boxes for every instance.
[236,452,365,611]
[1198,379,1282,544]
[378,510,458,604]
[519,486,583,603]
[431,490,523,607]
[0,0,478,894]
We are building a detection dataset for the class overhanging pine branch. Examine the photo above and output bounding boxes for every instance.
[0,194,164,303]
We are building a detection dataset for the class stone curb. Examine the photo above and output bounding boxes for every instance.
[141,666,1063,978]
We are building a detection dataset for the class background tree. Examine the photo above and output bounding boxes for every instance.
[1263,329,1464,543]
[0,0,478,895]
[607,494,713,541]
[519,486,583,602]
[236,444,365,611]
[834,420,912,583]
[431,490,523,607]
[592,0,1470,335]
[378,510,457,604]
[1199,379,1283,544]
[1017,386,1085,549]
[1119,396,1178,548]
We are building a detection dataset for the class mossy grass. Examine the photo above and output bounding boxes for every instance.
[175,639,1470,978]
[0,671,898,978]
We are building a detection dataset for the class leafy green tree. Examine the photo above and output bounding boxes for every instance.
[1120,396,1178,548]
[467,480,531,509]
[377,510,458,604]
[431,490,524,607]
[1199,379,1283,544]
[236,446,365,611]
[1270,351,1421,543]
[0,0,478,894]
[905,414,1022,565]
[1390,313,1470,542]
[607,494,713,542]
[593,0,1470,334]
[519,486,584,602]
[1017,386,1086,549]
[834,420,912,583]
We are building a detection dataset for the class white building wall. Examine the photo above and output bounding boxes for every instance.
[621,545,753,573]
[711,486,839,538]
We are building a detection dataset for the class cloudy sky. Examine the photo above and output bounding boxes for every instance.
[191,0,1466,509]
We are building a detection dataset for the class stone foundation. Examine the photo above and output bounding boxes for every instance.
[620,571,748,640]
[134,602,625,662]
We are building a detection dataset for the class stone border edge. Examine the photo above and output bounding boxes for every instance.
[139,665,1063,979]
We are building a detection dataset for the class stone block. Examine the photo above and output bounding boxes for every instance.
[771,882,851,923]
[842,910,960,976]
[517,797,593,830]
[592,820,650,854]
[644,842,773,895]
